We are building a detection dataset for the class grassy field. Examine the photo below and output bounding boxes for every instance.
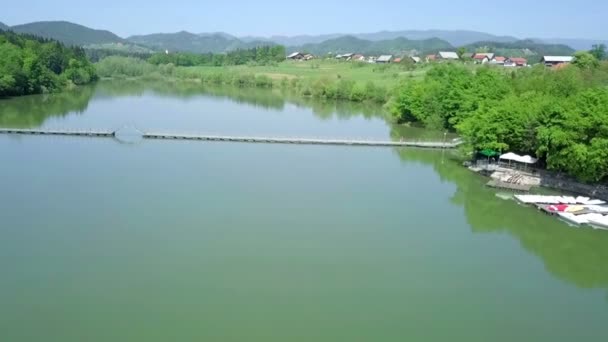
[177,60,429,88]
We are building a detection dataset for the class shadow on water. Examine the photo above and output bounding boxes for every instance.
[395,147,608,290]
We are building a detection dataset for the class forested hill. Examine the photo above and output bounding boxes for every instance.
[127,31,274,53]
[463,39,575,61]
[11,21,124,46]
[291,36,453,56]
[0,22,8,30]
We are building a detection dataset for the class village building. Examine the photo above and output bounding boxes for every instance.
[504,57,528,67]
[303,54,314,61]
[287,52,304,60]
[473,53,490,64]
[426,54,437,62]
[490,56,506,65]
[352,54,366,62]
[541,56,574,67]
[411,56,421,64]
[376,55,393,63]
[336,53,355,60]
[393,57,402,63]
[437,51,460,61]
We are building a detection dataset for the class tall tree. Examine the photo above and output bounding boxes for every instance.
[589,44,606,61]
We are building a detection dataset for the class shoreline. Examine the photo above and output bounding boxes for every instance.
[468,162,608,201]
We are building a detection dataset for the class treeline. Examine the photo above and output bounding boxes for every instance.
[147,45,286,66]
[0,30,97,97]
[86,48,153,63]
[390,54,608,182]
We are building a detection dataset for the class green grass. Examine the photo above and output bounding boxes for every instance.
[179,60,429,88]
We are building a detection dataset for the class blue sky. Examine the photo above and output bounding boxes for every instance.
[2,0,606,39]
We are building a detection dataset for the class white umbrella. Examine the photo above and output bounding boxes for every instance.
[499,152,522,162]
[520,155,538,164]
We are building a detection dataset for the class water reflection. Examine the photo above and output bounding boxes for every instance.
[0,80,453,142]
[0,86,95,128]
[395,148,608,290]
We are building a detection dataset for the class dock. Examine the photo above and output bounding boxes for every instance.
[0,128,462,149]
[486,179,532,192]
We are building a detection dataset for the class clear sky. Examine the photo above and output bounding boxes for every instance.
[2,0,606,39]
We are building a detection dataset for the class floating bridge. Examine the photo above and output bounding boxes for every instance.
[0,128,461,149]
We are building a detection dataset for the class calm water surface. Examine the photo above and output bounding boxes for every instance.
[1,81,607,341]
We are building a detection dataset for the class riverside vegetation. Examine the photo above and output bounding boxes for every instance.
[0,30,97,96]
[390,52,608,182]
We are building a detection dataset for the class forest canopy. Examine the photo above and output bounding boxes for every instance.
[390,60,608,182]
[0,30,97,97]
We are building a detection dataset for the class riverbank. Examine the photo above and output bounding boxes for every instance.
[95,57,430,105]
[469,161,608,201]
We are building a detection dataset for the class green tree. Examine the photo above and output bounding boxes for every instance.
[457,47,467,60]
[572,51,599,70]
[589,44,606,61]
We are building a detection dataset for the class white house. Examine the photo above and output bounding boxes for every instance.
[411,56,421,63]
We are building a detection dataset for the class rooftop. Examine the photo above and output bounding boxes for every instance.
[438,51,459,59]
[543,56,574,63]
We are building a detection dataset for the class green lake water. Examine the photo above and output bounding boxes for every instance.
[1,81,607,341]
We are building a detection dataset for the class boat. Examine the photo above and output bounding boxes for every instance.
[587,216,608,230]
[557,213,586,226]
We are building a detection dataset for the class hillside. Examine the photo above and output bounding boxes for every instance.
[535,38,608,51]
[463,39,575,62]
[244,30,517,47]
[356,30,517,46]
[0,22,8,30]
[11,21,123,46]
[127,31,274,53]
[291,36,453,56]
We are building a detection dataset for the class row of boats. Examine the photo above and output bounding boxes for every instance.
[514,195,608,230]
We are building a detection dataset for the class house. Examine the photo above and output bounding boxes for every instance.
[541,56,574,67]
[411,56,421,64]
[426,54,437,62]
[476,52,495,60]
[437,51,460,60]
[376,55,393,63]
[287,52,304,60]
[490,56,506,65]
[303,54,314,61]
[393,57,402,63]
[472,53,491,64]
[352,54,366,62]
[504,57,528,67]
[336,53,355,60]
[367,56,378,63]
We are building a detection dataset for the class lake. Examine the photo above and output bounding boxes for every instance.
[1,80,607,342]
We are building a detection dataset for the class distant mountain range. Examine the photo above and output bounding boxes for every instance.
[127,31,273,53]
[0,20,605,55]
[290,36,453,56]
[0,21,8,30]
[246,30,519,47]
